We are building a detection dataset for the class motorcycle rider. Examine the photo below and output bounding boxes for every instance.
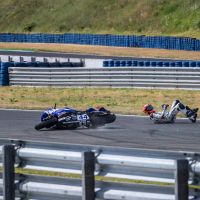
[143,99,198,123]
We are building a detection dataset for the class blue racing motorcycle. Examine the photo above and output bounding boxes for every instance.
[35,105,116,130]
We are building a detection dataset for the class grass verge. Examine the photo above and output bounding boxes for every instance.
[1,42,200,60]
[1,0,200,39]
[1,87,200,117]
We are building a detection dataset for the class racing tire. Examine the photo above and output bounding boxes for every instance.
[90,114,116,127]
[66,123,79,130]
[35,118,57,130]
[103,114,116,124]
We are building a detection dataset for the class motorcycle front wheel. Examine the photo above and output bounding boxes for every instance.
[35,118,57,130]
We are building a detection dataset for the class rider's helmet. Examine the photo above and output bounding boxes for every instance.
[143,104,156,114]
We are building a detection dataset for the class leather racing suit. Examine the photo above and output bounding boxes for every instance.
[150,99,197,123]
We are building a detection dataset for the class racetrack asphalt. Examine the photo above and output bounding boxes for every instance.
[1,109,200,152]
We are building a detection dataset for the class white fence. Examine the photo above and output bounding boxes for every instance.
[9,67,200,89]
[0,138,200,199]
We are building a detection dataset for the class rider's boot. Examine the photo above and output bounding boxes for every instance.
[162,104,169,110]
[189,113,197,123]
[186,106,198,123]
[192,108,199,113]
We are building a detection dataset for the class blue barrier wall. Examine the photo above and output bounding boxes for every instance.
[103,60,200,67]
[0,33,200,51]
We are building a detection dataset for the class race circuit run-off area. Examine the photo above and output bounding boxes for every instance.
[0,109,200,152]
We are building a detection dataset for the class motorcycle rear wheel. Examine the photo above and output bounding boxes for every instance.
[35,118,57,130]
[90,114,116,127]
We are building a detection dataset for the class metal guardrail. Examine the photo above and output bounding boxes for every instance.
[0,173,195,200]
[9,67,200,90]
[0,138,200,199]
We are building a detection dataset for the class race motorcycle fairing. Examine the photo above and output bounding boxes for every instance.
[35,106,116,130]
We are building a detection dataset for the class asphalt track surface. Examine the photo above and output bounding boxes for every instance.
[0,109,200,152]
[0,50,193,61]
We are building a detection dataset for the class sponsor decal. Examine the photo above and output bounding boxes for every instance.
[58,116,71,121]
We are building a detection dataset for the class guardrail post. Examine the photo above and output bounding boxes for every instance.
[20,56,23,62]
[3,145,15,200]
[8,56,12,62]
[82,152,95,200]
[31,57,35,62]
[174,159,189,200]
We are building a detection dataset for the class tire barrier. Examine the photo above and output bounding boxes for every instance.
[120,60,126,67]
[1,33,200,51]
[103,61,108,67]
[163,62,169,67]
[196,61,200,67]
[0,62,13,86]
[37,62,49,68]
[103,60,200,67]
[49,62,61,67]
[144,61,150,67]
[132,61,138,66]
[182,61,189,67]
[26,62,37,67]
[150,61,156,67]
[175,61,182,67]
[114,60,120,67]
[108,60,114,67]
[169,62,175,67]
[13,62,27,67]
[126,61,132,67]
[72,62,83,67]
[138,61,144,67]
[156,62,163,67]
[0,61,84,86]
[189,61,196,67]
[60,62,72,67]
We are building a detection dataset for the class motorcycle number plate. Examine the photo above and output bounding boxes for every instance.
[77,114,89,120]
[77,114,89,126]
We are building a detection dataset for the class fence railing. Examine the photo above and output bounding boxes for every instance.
[9,67,200,90]
[0,138,200,199]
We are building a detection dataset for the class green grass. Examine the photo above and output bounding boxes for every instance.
[1,0,200,38]
[0,48,34,52]
[1,87,200,117]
